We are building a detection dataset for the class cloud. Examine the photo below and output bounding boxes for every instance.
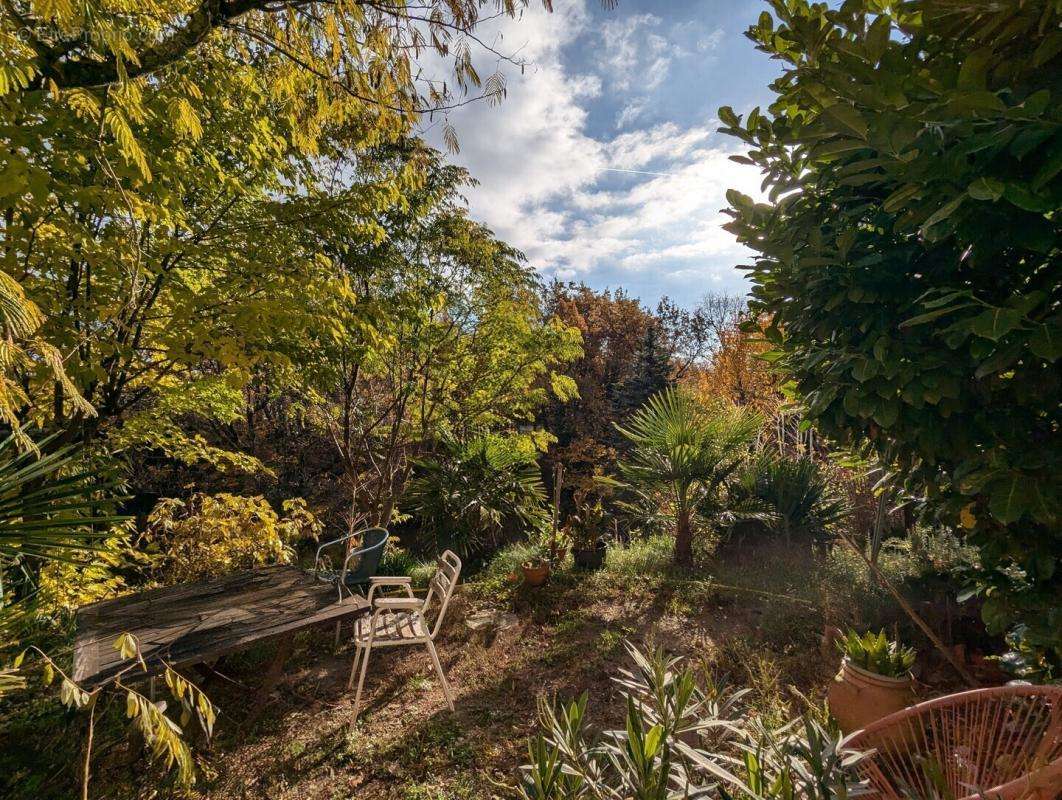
[608,123,712,169]
[421,3,604,241]
[422,2,761,305]
[599,13,667,91]
[528,137,764,287]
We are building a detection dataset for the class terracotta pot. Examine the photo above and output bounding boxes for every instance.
[521,560,550,587]
[828,658,914,734]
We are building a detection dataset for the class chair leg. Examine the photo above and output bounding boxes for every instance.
[348,643,362,690]
[351,643,373,722]
[334,620,343,652]
[425,639,454,711]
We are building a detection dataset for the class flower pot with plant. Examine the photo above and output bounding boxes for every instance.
[521,526,568,588]
[568,490,608,571]
[828,629,916,734]
[520,550,551,587]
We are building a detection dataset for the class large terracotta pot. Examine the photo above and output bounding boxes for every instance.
[828,658,914,734]
[522,560,550,587]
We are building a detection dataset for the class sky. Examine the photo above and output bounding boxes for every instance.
[421,0,784,309]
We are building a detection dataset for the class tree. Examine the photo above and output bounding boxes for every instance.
[0,0,589,454]
[612,322,673,420]
[538,283,657,479]
[297,144,580,531]
[720,1,1061,667]
[684,313,782,415]
[4,1,547,104]
[2,32,404,459]
[614,388,760,567]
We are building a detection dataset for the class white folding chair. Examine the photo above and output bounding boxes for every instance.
[348,550,462,721]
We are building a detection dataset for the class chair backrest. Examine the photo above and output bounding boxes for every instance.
[343,527,389,585]
[845,684,1062,800]
[421,550,461,639]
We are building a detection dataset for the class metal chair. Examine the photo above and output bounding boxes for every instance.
[313,526,389,600]
[314,527,389,648]
[348,550,462,722]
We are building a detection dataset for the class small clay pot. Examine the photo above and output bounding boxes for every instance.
[828,658,914,734]
[521,560,550,587]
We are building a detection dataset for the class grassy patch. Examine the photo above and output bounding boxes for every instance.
[600,534,673,578]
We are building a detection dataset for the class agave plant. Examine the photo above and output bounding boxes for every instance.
[614,389,761,567]
[516,642,869,800]
[837,630,916,679]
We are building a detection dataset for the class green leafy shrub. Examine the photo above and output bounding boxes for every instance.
[720,0,1061,666]
[516,642,868,799]
[837,630,915,679]
[407,434,550,558]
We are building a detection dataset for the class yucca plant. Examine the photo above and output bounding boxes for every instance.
[837,630,916,679]
[614,388,761,567]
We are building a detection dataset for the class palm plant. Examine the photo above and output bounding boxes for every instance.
[407,433,550,558]
[0,433,126,601]
[0,433,127,697]
[614,389,761,567]
[731,453,848,543]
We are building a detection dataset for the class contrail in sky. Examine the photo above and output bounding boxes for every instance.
[602,167,674,177]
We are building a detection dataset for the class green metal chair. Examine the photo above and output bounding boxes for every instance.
[313,527,389,647]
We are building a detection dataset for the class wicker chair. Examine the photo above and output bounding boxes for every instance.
[844,685,1062,800]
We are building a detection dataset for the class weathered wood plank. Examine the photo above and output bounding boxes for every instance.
[73,565,368,686]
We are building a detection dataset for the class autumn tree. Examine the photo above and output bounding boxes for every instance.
[683,297,781,416]
[537,282,657,479]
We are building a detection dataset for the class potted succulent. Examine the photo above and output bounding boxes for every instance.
[568,492,608,571]
[828,629,916,734]
[521,527,568,588]
[521,547,551,587]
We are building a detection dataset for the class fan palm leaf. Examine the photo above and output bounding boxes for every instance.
[0,433,127,568]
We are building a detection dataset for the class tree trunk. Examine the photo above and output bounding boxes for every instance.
[674,506,694,568]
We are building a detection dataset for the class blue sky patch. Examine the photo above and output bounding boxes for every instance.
[425,0,784,308]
